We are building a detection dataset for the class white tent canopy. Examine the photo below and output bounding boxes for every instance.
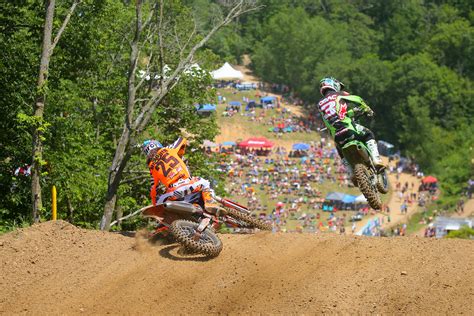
[211,62,243,80]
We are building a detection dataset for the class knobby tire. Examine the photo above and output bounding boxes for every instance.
[224,207,272,231]
[354,164,382,210]
[170,220,223,257]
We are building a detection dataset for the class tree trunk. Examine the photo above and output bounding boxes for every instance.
[116,206,123,229]
[31,0,78,223]
[101,125,132,230]
[101,0,142,231]
[102,194,117,230]
[31,0,55,222]
[66,193,75,223]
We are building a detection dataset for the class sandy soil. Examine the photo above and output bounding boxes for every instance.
[233,55,259,83]
[1,221,473,315]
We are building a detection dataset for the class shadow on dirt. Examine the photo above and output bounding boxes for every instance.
[116,231,136,238]
[158,244,214,262]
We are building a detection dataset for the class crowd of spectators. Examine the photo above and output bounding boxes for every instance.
[391,223,407,236]
[424,224,436,237]
[392,175,437,216]
[237,147,272,156]
[212,86,460,237]
[211,139,364,233]
[467,179,474,199]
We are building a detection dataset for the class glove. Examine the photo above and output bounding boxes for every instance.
[353,107,363,115]
[365,108,374,117]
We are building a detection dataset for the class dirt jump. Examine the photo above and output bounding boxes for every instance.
[1,221,473,314]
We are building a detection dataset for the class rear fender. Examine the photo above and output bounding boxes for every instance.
[342,141,371,166]
[142,204,166,221]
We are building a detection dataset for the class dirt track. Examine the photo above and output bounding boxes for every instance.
[1,221,473,315]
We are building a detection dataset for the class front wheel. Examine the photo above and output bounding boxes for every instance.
[354,164,382,210]
[170,220,223,257]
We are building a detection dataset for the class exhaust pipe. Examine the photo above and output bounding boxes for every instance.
[356,145,370,162]
[164,201,200,215]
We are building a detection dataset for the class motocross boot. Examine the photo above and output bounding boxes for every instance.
[366,139,385,170]
[202,189,220,215]
[342,158,357,187]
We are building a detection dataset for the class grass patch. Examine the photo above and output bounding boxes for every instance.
[406,190,466,235]
[406,211,427,234]
[0,217,31,235]
[215,88,321,145]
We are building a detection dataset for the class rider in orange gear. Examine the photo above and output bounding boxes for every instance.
[142,138,217,212]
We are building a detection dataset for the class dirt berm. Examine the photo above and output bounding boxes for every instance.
[1,221,473,315]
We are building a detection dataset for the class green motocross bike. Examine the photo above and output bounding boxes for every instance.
[342,138,389,210]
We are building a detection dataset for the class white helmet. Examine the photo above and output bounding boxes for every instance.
[319,77,345,96]
[142,139,163,159]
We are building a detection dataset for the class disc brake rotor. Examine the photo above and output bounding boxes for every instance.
[181,226,212,244]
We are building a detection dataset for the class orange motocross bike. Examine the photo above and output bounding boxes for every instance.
[141,192,271,257]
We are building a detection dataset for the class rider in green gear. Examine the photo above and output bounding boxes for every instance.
[317,77,384,180]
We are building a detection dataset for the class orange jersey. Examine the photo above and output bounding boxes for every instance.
[148,138,190,204]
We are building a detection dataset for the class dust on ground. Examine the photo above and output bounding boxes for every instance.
[1,221,473,314]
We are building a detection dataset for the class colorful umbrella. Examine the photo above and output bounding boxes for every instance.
[422,176,438,184]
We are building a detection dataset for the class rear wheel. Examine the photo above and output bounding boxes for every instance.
[170,220,222,257]
[224,207,272,231]
[354,164,382,210]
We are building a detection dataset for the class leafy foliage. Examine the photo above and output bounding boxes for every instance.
[446,225,474,239]
[0,0,223,230]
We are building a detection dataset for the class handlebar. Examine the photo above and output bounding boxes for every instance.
[353,108,374,119]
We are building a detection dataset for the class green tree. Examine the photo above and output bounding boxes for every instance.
[446,225,474,239]
[30,0,80,222]
[39,0,131,226]
[100,0,260,230]
[252,8,353,102]
[427,19,474,78]
[345,54,393,139]
[382,0,430,59]
[0,0,42,227]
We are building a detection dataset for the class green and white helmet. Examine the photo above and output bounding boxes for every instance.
[319,77,345,96]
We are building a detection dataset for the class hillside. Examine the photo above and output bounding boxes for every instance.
[1,221,473,314]
[212,82,415,234]
[214,88,315,149]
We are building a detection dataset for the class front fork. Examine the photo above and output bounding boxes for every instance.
[193,216,215,241]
